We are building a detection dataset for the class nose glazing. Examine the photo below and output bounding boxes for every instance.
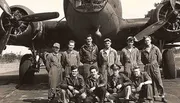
[70,0,108,12]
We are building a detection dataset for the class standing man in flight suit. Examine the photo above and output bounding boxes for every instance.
[46,43,64,102]
[141,36,167,103]
[79,34,99,81]
[62,40,80,77]
[121,36,141,78]
[99,38,118,83]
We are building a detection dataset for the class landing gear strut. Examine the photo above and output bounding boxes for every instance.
[19,49,40,84]
[19,54,34,84]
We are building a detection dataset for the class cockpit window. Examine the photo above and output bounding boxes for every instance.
[69,0,108,13]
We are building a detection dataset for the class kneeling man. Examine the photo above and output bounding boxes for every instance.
[131,66,153,103]
[106,64,132,103]
[58,65,86,103]
[84,66,106,103]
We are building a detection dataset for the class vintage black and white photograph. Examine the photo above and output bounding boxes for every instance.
[0,0,180,103]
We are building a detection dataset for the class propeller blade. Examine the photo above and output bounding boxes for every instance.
[135,6,177,42]
[19,12,59,22]
[170,0,176,11]
[134,20,167,41]
[0,0,11,16]
[0,27,12,54]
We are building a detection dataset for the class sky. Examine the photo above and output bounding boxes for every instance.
[1,0,162,55]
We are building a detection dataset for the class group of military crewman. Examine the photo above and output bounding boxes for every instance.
[45,34,167,103]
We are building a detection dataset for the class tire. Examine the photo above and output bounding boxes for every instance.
[162,49,177,79]
[19,54,34,84]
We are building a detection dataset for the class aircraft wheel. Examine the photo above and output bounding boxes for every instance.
[162,49,176,79]
[19,54,34,84]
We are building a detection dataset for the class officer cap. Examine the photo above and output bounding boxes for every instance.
[71,65,78,71]
[110,64,121,70]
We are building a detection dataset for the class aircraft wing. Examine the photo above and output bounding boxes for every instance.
[120,0,180,47]
[39,20,75,50]
[6,19,75,51]
[121,18,150,29]
[0,0,60,54]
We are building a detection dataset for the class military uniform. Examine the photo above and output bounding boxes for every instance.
[141,44,165,96]
[79,43,99,80]
[131,72,153,101]
[62,50,80,76]
[99,47,118,83]
[58,74,85,103]
[85,74,106,103]
[107,73,132,102]
[46,52,64,100]
[121,46,141,77]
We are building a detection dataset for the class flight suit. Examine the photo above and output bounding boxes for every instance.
[131,72,153,100]
[79,43,98,81]
[121,46,141,78]
[99,48,118,83]
[58,74,85,103]
[46,52,64,100]
[62,50,80,76]
[141,44,165,96]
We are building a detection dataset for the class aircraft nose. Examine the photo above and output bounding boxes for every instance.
[71,0,108,13]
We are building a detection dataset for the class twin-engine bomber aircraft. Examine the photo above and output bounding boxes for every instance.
[0,0,179,84]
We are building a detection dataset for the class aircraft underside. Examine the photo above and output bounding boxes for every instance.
[0,0,180,84]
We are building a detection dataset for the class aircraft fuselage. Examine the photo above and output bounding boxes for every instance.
[64,0,123,40]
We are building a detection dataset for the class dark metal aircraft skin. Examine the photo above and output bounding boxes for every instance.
[0,0,179,50]
[0,0,180,83]
[0,0,155,50]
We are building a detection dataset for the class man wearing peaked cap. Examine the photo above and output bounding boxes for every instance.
[106,64,132,103]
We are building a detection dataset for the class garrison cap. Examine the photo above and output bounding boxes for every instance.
[53,43,60,48]
[104,38,111,42]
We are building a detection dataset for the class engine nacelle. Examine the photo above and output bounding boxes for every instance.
[0,5,41,46]
[150,1,180,41]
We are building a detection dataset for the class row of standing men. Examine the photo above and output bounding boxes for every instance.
[45,35,167,103]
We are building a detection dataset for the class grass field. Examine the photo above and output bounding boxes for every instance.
[175,58,180,68]
[0,60,20,74]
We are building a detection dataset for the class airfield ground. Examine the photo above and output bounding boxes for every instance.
[0,57,180,103]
